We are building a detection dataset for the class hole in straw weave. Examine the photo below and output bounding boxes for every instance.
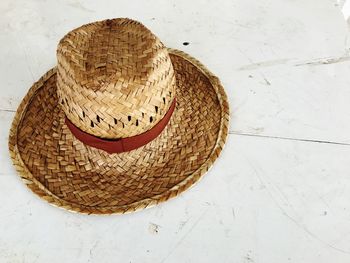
[163,97,166,104]
[183,42,190,46]
[114,118,117,124]
[155,106,158,113]
[96,115,100,122]
[90,121,94,127]
[128,116,131,121]
[136,120,139,126]
[150,116,153,123]
[82,111,85,117]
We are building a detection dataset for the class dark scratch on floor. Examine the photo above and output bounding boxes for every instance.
[229,131,350,147]
[0,108,15,113]
[263,77,271,86]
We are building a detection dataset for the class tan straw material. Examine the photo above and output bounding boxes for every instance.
[8,18,229,214]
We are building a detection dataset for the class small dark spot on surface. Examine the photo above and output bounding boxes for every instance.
[264,78,271,86]
[248,75,253,78]
[183,42,190,46]
[142,112,144,118]
[324,211,327,215]
[245,255,254,262]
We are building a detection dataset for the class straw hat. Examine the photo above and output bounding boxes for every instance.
[8,18,229,214]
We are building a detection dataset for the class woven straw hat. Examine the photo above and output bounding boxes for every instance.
[9,18,229,214]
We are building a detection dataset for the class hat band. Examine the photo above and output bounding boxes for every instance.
[65,99,176,154]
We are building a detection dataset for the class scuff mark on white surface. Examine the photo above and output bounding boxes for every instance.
[148,222,161,234]
[88,241,99,262]
[160,208,209,263]
[244,252,255,263]
[245,155,350,255]
[237,54,350,71]
[249,127,265,134]
[18,44,35,82]
[231,207,236,220]
[238,58,290,70]
[67,0,94,13]
[295,55,350,66]
[176,219,189,234]
[262,77,271,86]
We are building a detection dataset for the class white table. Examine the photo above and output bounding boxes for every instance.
[1,0,350,262]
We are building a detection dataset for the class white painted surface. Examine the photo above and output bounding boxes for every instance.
[342,0,350,19]
[1,0,350,262]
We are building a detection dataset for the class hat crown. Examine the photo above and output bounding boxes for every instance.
[56,18,176,139]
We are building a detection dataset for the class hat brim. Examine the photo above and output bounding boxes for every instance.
[8,49,229,214]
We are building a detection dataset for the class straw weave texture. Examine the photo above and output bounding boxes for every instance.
[57,19,176,139]
[8,19,229,214]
